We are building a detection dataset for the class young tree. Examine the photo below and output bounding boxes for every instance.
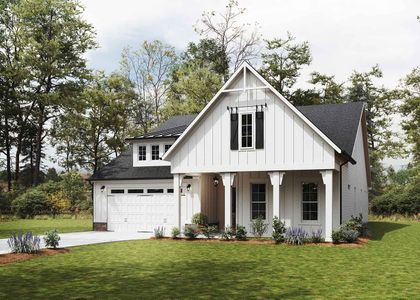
[120,40,177,133]
[164,39,228,117]
[399,67,420,164]
[53,73,135,173]
[260,33,312,101]
[194,0,260,72]
[16,0,96,184]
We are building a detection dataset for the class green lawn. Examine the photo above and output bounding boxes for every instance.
[0,220,419,299]
[0,217,92,238]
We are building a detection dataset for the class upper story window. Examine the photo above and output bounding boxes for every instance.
[138,146,146,161]
[151,145,160,160]
[240,113,254,149]
[164,144,172,153]
[302,183,318,221]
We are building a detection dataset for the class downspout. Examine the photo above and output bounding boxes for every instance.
[339,151,356,225]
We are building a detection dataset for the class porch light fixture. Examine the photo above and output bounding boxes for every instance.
[186,184,192,192]
[213,176,219,187]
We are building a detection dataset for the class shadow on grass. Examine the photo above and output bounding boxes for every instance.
[368,221,409,241]
[0,259,313,299]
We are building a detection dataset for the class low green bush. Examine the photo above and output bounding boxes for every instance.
[250,217,268,238]
[342,214,364,236]
[235,225,247,241]
[171,227,180,239]
[183,225,199,239]
[44,229,60,249]
[272,217,286,243]
[201,225,218,239]
[191,213,208,226]
[12,190,50,218]
[221,226,235,240]
[331,230,342,244]
[340,229,359,243]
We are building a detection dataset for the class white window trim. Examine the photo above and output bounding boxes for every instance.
[138,145,146,161]
[300,182,320,224]
[151,144,160,160]
[250,182,268,220]
[239,112,255,150]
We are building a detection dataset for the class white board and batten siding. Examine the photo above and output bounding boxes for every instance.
[341,120,369,223]
[169,69,336,174]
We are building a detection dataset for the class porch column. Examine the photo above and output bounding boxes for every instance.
[222,173,236,228]
[321,170,333,242]
[268,172,285,220]
[173,174,182,230]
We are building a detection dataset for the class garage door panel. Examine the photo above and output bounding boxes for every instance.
[108,193,175,233]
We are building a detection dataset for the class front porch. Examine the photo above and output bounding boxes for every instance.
[173,170,340,241]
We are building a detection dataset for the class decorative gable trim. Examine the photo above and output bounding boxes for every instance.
[162,62,342,161]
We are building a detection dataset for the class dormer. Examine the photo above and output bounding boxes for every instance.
[126,114,197,168]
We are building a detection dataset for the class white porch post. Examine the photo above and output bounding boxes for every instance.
[321,170,333,242]
[268,172,285,220]
[222,173,236,228]
[173,174,182,230]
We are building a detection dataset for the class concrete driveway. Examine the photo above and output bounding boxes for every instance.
[0,231,152,254]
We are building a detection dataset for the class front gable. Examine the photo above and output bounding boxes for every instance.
[163,63,340,173]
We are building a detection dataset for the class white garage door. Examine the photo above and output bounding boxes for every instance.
[107,188,176,233]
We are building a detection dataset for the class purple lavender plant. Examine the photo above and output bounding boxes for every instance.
[7,232,41,253]
[285,227,308,245]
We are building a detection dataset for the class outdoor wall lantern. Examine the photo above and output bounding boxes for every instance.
[100,186,105,192]
[213,176,219,187]
[186,184,192,192]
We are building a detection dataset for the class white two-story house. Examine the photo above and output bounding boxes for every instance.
[90,62,370,241]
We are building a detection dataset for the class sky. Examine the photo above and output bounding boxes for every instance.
[74,0,419,168]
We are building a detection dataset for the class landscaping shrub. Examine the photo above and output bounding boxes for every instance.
[191,212,208,226]
[342,214,364,236]
[201,225,218,239]
[272,217,286,243]
[340,229,359,243]
[44,229,60,249]
[250,217,268,238]
[284,227,307,245]
[221,226,235,240]
[309,229,324,243]
[331,230,342,244]
[154,227,165,239]
[171,227,180,239]
[7,232,41,253]
[183,225,199,239]
[12,189,50,218]
[235,225,247,241]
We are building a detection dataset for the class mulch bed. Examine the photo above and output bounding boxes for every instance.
[150,237,370,247]
[0,248,70,265]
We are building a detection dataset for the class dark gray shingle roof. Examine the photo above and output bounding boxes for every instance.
[297,102,364,156]
[129,114,197,140]
[90,146,172,181]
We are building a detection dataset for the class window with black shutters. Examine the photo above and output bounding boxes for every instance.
[151,145,160,160]
[251,184,266,219]
[138,146,146,161]
[240,113,253,149]
[302,183,318,221]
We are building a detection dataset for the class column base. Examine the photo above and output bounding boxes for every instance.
[93,222,107,231]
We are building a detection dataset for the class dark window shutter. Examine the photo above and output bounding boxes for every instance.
[256,111,264,149]
[230,113,238,150]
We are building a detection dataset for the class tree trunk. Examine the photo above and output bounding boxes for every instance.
[15,132,22,182]
[33,107,44,185]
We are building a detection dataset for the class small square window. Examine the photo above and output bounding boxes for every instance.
[111,189,124,194]
[127,189,143,194]
[138,146,146,161]
[167,188,174,193]
[147,189,164,194]
[151,145,160,160]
